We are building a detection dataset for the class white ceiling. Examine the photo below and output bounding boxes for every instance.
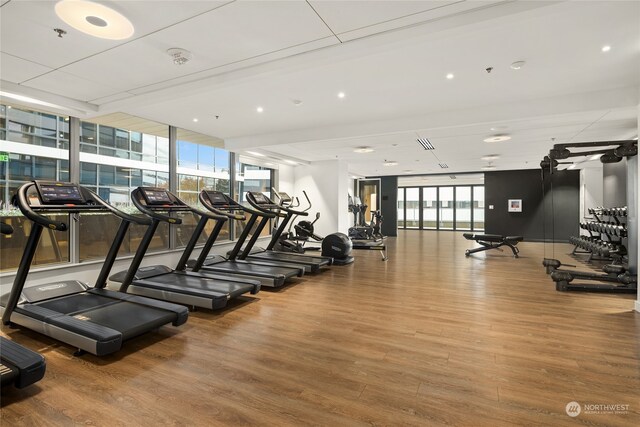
[1,0,639,176]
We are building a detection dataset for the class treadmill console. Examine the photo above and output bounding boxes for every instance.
[278,192,292,203]
[140,188,173,205]
[204,191,229,206]
[35,182,85,204]
[250,192,271,205]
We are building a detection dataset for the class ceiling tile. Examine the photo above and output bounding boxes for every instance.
[60,1,334,94]
[309,0,458,35]
[0,0,231,69]
[0,53,52,83]
[23,70,120,102]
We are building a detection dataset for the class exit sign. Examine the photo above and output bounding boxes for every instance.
[0,152,8,162]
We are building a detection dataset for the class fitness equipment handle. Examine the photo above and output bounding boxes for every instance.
[16,182,67,231]
[199,191,245,221]
[131,188,183,225]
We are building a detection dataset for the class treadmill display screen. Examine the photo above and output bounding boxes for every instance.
[251,192,270,204]
[141,189,172,205]
[279,192,292,202]
[205,191,228,206]
[37,183,85,204]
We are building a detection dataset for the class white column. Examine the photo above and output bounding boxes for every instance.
[293,160,350,236]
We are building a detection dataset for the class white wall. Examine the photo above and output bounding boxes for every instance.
[276,164,295,195]
[636,99,640,313]
[580,167,604,226]
[292,160,350,236]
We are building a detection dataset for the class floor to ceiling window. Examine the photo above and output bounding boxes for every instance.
[0,104,70,270]
[397,184,485,232]
[176,129,231,246]
[236,157,274,238]
[78,118,171,261]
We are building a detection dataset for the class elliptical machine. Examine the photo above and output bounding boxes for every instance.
[348,195,384,241]
[272,189,354,265]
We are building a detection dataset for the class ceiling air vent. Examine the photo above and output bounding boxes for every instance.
[439,163,449,169]
[417,138,434,150]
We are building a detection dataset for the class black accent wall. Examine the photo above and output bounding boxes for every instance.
[484,169,579,241]
[380,176,398,237]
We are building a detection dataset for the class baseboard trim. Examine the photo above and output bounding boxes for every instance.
[635,300,640,313]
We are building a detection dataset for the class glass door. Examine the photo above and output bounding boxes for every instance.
[397,188,405,229]
[421,187,438,229]
[455,186,472,230]
[438,186,454,230]
[405,187,420,229]
[473,186,485,231]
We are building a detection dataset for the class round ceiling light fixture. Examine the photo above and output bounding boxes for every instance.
[481,154,500,161]
[337,92,346,99]
[55,0,134,40]
[446,73,454,80]
[510,61,526,70]
[353,146,374,153]
[601,45,611,52]
[483,135,512,143]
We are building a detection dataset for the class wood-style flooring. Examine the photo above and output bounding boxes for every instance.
[1,231,639,426]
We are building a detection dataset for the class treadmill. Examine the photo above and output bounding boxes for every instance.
[243,191,333,273]
[109,187,260,309]
[0,222,46,389]
[0,181,188,356]
[185,190,303,288]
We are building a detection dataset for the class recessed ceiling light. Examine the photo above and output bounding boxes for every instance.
[510,61,526,70]
[256,106,264,113]
[446,73,454,80]
[192,118,198,122]
[481,154,500,161]
[481,165,496,170]
[484,135,511,143]
[601,45,611,52]
[55,0,134,40]
[246,151,265,157]
[354,146,374,153]
[383,161,398,167]
[292,99,303,106]
[337,92,346,99]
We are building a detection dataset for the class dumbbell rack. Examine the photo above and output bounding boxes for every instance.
[570,206,628,262]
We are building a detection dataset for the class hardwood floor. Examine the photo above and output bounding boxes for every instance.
[2,230,639,426]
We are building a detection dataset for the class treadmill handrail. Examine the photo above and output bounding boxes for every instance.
[247,191,308,217]
[199,191,246,221]
[132,188,229,223]
[131,188,183,225]
[201,191,277,219]
[16,182,67,231]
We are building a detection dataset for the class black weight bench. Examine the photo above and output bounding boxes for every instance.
[463,233,523,258]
